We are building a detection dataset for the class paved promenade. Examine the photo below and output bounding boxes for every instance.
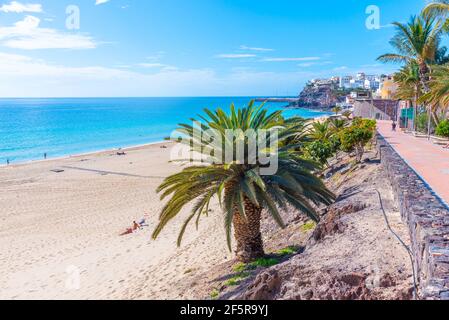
[377,120,449,207]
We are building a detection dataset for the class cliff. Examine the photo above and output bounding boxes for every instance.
[289,81,346,110]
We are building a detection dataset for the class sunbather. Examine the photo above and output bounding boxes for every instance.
[120,220,142,236]
[120,228,133,236]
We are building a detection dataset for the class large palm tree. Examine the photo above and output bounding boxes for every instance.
[152,101,335,262]
[377,15,442,93]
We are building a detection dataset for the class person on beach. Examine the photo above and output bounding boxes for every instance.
[44,153,47,160]
[120,221,143,236]
[120,228,133,236]
[6,159,9,165]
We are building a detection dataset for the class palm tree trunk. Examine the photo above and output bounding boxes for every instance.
[419,62,430,93]
[232,197,264,262]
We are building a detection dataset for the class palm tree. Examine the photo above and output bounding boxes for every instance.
[342,110,353,120]
[152,101,335,262]
[421,64,449,110]
[377,15,442,93]
[282,116,312,148]
[309,121,334,141]
[423,0,449,33]
[332,106,342,116]
[393,61,422,130]
[328,118,347,132]
[424,0,449,14]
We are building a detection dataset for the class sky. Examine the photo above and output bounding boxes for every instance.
[0,0,432,97]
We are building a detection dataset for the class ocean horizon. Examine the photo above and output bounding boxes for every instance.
[0,97,331,164]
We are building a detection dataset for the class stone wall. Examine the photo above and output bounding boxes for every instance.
[377,134,449,300]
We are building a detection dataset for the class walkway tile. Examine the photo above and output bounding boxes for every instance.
[377,120,449,207]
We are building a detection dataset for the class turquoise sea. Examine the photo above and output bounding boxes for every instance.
[0,97,331,164]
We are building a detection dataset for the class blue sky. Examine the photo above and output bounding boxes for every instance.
[0,0,430,97]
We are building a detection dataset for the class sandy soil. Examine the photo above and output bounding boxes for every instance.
[0,143,230,300]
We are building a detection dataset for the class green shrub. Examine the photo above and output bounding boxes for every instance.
[416,113,428,133]
[339,118,376,163]
[306,140,335,165]
[436,120,449,137]
[210,289,220,299]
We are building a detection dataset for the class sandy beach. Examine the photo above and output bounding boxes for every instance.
[0,143,230,300]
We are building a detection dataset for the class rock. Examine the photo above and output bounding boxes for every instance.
[379,273,396,288]
[340,166,351,175]
[241,270,282,300]
[312,201,367,242]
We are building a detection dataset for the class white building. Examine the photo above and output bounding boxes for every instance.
[356,72,366,81]
[340,72,381,90]
[364,79,380,90]
[340,76,353,89]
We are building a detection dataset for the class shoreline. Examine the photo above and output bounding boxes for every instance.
[0,140,171,168]
[1,109,332,168]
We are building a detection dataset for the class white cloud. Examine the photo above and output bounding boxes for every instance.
[95,0,110,5]
[216,53,256,59]
[0,1,42,13]
[298,63,316,67]
[298,61,332,68]
[0,51,217,96]
[138,63,178,71]
[0,52,391,97]
[0,51,320,97]
[262,57,321,62]
[240,45,274,52]
[0,16,96,49]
